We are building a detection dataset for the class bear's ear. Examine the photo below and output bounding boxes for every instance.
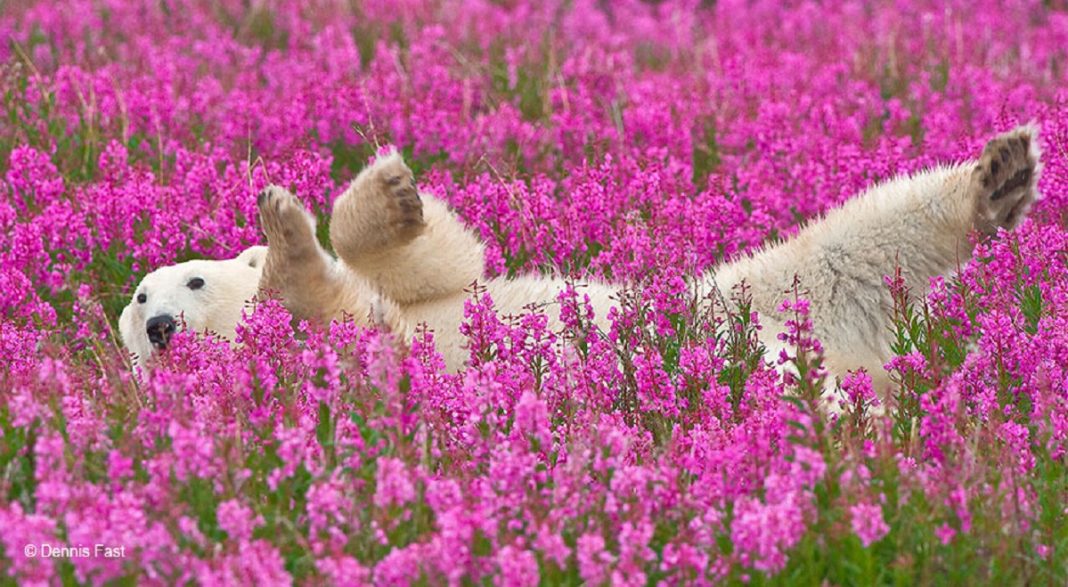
[235,246,268,269]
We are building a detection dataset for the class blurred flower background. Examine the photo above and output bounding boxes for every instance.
[0,0,1066,584]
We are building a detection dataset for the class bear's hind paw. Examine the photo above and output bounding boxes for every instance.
[363,152,426,244]
[971,125,1040,235]
[330,151,427,261]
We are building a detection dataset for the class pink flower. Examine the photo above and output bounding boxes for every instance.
[730,491,807,573]
[374,458,417,509]
[318,555,371,585]
[577,532,613,584]
[849,502,890,547]
[217,499,263,542]
[935,523,957,545]
[496,544,540,587]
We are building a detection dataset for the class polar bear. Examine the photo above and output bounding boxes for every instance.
[120,126,1040,392]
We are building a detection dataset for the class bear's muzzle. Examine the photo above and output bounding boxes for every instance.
[146,315,176,349]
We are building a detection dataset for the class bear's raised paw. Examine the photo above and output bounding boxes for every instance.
[258,185,318,251]
[971,125,1040,235]
[359,152,425,243]
[257,184,325,304]
[329,151,426,261]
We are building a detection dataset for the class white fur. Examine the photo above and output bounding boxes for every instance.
[118,246,266,367]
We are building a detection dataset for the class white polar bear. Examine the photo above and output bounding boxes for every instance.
[120,126,1040,394]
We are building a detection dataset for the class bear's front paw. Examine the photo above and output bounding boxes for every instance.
[971,125,1040,235]
[257,185,317,249]
[257,186,325,303]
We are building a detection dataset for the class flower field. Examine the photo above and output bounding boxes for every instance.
[1,0,1067,584]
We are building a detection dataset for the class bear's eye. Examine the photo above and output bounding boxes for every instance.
[187,277,205,290]
[137,293,147,304]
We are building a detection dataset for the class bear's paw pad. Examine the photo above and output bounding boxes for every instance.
[973,126,1039,233]
[258,185,316,246]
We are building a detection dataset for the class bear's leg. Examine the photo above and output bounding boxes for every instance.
[258,185,408,332]
[969,125,1040,236]
[709,125,1040,400]
[330,151,486,305]
[257,185,343,322]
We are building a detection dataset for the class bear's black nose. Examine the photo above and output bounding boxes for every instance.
[146,315,176,349]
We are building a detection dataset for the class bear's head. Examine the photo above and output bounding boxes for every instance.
[119,246,267,367]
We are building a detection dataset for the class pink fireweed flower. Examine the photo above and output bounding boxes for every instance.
[576,532,614,585]
[374,457,418,509]
[0,503,59,585]
[633,349,682,417]
[730,490,808,574]
[317,555,371,585]
[495,544,540,587]
[936,523,957,545]
[838,369,881,415]
[216,499,263,543]
[849,502,890,547]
